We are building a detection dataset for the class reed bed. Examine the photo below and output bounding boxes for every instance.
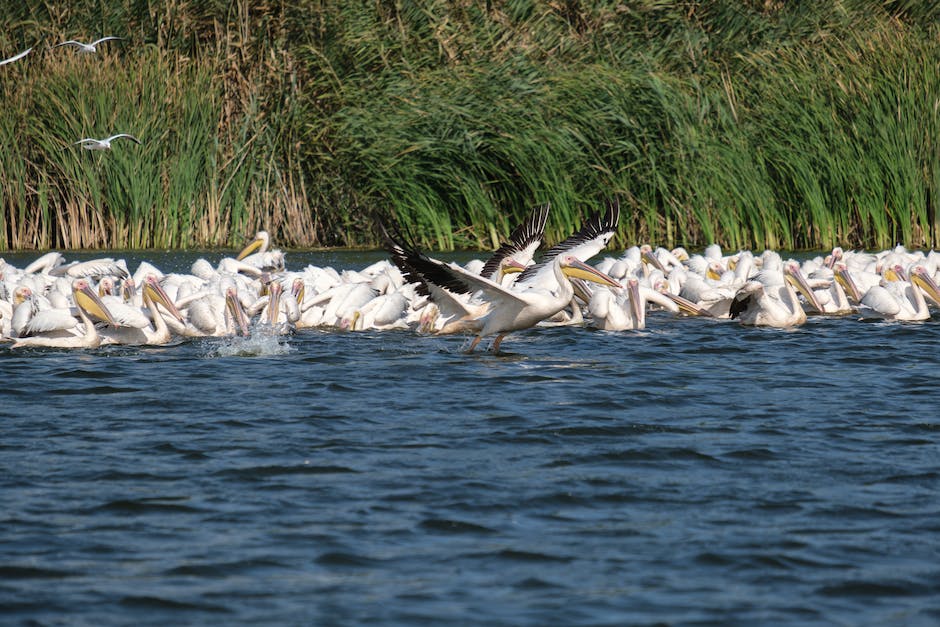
[1,1,938,251]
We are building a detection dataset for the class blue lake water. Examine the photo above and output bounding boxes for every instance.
[2,251,939,625]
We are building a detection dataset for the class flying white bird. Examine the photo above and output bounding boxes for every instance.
[0,48,32,66]
[52,37,122,54]
[70,134,141,151]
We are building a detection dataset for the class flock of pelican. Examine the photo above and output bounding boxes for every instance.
[3,200,940,353]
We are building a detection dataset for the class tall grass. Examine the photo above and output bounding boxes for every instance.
[1,1,938,251]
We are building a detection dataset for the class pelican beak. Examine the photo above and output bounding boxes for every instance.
[786,265,823,313]
[706,265,723,281]
[911,269,940,307]
[350,310,362,331]
[626,278,643,324]
[292,280,305,306]
[143,277,184,323]
[225,288,250,336]
[74,281,116,325]
[267,282,282,325]
[500,258,527,277]
[570,278,594,306]
[236,235,265,260]
[562,259,622,289]
[833,266,862,304]
[727,256,738,272]
[658,285,714,317]
[641,249,666,273]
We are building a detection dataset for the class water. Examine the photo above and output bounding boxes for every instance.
[2,251,940,625]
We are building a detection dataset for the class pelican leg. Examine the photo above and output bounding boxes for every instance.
[491,334,506,353]
[466,335,482,353]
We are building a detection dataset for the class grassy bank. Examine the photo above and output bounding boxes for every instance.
[1,1,938,251]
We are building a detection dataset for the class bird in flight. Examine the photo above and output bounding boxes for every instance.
[70,134,141,151]
[0,48,32,66]
[53,37,122,54]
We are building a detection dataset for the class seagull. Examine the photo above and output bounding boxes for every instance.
[52,37,122,54]
[70,134,141,151]
[0,48,32,66]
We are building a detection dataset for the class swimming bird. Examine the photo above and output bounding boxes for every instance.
[52,37,122,54]
[11,279,115,349]
[729,254,822,327]
[99,276,184,345]
[70,134,141,151]
[858,264,940,321]
[0,48,32,66]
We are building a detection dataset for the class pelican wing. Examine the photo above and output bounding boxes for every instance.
[26,309,80,334]
[516,198,620,285]
[92,36,122,45]
[860,285,901,316]
[480,203,550,280]
[729,281,764,319]
[52,41,83,49]
[51,258,129,279]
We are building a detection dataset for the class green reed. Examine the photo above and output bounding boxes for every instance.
[1,1,938,251]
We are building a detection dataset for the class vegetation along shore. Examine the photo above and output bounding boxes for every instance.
[1,1,938,251]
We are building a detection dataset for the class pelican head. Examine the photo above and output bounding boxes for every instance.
[13,285,33,305]
[291,277,306,305]
[832,261,862,304]
[909,265,940,307]
[236,230,270,260]
[705,261,725,281]
[143,275,184,323]
[559,255,622,289]
[784,260,823,313]
[883,264,907,283]
[73,278,115,325]
[640,245,666,273]
[499,258,527,278]
[98,276,115,297]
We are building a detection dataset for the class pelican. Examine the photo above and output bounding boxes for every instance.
[99,276,184,345]
[70,134,140,151]
[859,264,940,321]
[236,230,285,271]
[729,255,822,327]
[394,238,622,352]
[11,279,114,349]
[52,37,122,54]
[1,48,32,66]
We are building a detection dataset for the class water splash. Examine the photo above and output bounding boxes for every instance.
[211,324,293,357]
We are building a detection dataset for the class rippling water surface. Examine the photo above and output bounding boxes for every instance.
[2,251,939,625]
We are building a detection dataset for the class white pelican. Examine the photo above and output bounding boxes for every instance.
[99,276,184,345]
[11,279,114,349]
[236,230,285,272]
[70,134,140,151]
[52,37,122,54]
[729,255,822,327]
[1,48,32,66]
[859,264,940,321]
[395,241,622,352]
